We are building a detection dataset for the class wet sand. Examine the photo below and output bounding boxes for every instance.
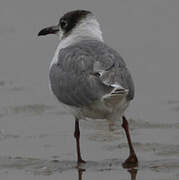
[0,0,179,179]
[0,81,178,179]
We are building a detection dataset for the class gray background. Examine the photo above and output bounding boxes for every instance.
[0,0,179,179]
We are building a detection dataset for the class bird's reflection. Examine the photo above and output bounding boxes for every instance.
[76,166,137,180]
[77,168,85,180]
[128,168,138,180]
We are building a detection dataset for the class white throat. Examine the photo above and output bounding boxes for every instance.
[50,16,103,67]
[60,16,103,48]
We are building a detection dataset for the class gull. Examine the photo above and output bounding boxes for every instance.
[38,10,138,168]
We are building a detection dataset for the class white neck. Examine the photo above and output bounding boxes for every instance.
[50,16,104,67]
[60,16,103,49]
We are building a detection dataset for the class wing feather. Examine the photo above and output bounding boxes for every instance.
[49,40,134,107]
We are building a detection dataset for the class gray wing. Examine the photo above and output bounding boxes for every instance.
[49,40,134,107]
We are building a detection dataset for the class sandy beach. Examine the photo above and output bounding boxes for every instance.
[0,0,179,179]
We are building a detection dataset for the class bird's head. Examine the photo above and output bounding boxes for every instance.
[38,10,103,42]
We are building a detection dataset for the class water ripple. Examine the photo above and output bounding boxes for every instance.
[0,156,178,176]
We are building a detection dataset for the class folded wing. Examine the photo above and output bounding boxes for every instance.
[49,40,134,107]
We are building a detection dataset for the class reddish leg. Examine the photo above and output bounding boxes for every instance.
[74,118,86,164]
[122,116,138,168]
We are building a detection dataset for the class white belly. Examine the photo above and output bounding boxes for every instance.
[63,94,129,121]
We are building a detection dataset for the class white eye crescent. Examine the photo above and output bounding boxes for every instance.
[60,19,68,29]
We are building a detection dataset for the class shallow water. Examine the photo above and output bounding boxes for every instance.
[0,81,178,180]
[0,0,179,179]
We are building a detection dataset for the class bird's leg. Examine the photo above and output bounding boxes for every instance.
[74,118,86,164]
[122,116,138,168]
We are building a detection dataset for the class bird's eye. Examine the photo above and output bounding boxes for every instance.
[60,19,68,29]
